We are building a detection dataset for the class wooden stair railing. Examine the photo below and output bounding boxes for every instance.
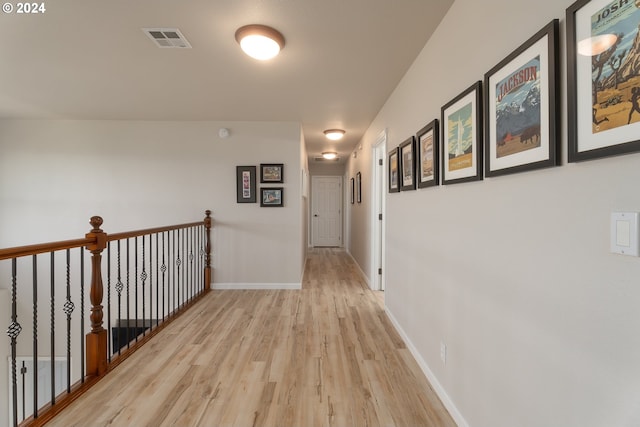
[0,210,212,427]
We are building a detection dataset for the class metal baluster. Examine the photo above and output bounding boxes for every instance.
[50,251,55,405]
[126,239,130,349]
[161,232,166,322]
[200,225,204,293]
[115,240,123,356]
[80,250,85,382]
[149,234,153,332]
[173,229,177,313]
[64,249,74,393]
[175,229,180,312]
[32,255,38,418]
[189,227,194,302]
[141,236,146,337]
[156,233,160,326]
[7,258,21,427]
[107,242,112,362]
[135,236,139,342]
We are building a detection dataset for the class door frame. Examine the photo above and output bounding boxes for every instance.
[371,129,387,291]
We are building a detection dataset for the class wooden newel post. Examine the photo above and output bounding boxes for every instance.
[85,216,108,377]
[204,210,212,290]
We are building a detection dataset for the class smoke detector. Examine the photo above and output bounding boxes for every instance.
[142,28,192,48]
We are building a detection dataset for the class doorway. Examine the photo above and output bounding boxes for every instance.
[372,130,387,291]
[311,176,343,247]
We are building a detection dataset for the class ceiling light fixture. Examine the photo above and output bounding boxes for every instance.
[323,129,345,140]
[322,152,338,160]
[235,24,285,60]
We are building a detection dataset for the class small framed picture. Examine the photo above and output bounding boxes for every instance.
[350,177,355,204]
[260,187,284,207]
[260,163,284,183]
[416,119,439,188]
[566,0,640,161]
[441,81,483,185]
[399,136,416,191]
[356,172,362,203]
[388,148,400,193]
[485,19,559,176]
[236,166,256,203]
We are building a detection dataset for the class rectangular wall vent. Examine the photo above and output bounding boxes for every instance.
[142,28,192,48]
[314,157,340,162]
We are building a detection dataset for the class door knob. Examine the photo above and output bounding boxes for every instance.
[314,214,318,217]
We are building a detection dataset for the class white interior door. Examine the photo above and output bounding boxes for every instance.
[311,176,342,247]
[372,130,387,291]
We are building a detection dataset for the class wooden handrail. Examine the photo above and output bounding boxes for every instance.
[107,221,204,241]
[0,238,93,261]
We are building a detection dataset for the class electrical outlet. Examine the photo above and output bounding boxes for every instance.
[440,342,447,365]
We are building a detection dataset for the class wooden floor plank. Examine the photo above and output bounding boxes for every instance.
[47,248,456,427]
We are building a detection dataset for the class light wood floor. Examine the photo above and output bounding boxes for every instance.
[48,248,456,427]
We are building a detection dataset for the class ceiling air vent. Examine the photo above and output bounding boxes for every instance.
[142,28,192,48]
[314,157,340,162]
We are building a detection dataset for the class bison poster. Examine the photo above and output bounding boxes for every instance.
[484,20,558,176]
[494,57,542,158]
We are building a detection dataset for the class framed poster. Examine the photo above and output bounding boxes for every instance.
[416,119,439,188]
[485,19,560,176]
[356,172,362,203]
[567,0,640,161]
[260,163,284,183]
[260,187,283,207]
[236,166,256,203]
[441,81,483,185]
[388,148,400,193]
[399,136,416,191]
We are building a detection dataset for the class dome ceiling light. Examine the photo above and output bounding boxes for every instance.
[235,24,285,60]
[323,129,345,140]
[322,152,338,160]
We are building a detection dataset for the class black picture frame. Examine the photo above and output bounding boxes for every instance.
[388,148,400,193]
[441,81,483,185]
[399,136,416,191]
[236,166,256,203]
[567,0,640,162]
[356,172,362,203]
[350,177,355,204]
[416,119,440,188]
[260,163,284,183]
[484,19,560,177]
[260,187,284,207]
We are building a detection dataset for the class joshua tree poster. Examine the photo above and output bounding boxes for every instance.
[590,0,640,133]
[568,0,640,161]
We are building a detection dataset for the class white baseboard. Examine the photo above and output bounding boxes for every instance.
[384,307,469,427]
[345,249,371,289]
[211,282,301,290]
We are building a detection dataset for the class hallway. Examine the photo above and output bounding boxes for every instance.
[48,248,456,427]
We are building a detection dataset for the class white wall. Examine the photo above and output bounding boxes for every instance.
[347,0,640,426]
[0,119,304,286]
[345,145,373,278]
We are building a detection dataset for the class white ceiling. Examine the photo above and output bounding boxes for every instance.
[0,0,453,163]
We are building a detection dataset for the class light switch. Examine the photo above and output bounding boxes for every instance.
[611,212,639,256]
